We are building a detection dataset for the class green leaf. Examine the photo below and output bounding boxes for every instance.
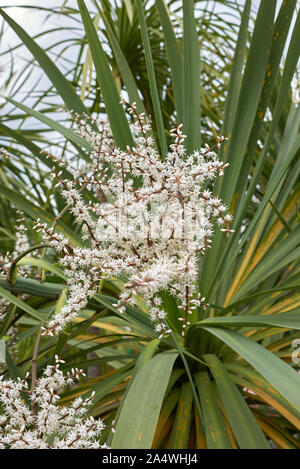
[170,382,193,449]
[0,285,46,322]
[107,339,160,445]
[152,388,180,447]
[100,10,145,114]
[156,0,183,122]
[195,310,300,330]
[17,257,66,280]
[182,0,201,153]
[201,0,277,296]
[5,97,92,153]
[195,371,232,449]
[90,362,134,402]
[123,0,134,24]
[133,339,160,376]
[0,185,81,245]
[111,351,178,449]
[209,132,300,301]
[217,0,252,166]
[204,354,270,449]
[80,13,100,101]
[0,276,63,299]
[94,293,155,337]
[233,0,297,212]
[136,0,167,156]
[202,327,300,412]
[221,0,277,207]
[225,363,300,429]
[206,9,300,300]
[77,0,133,150]
[5,347,21,381]
[232,225,300,300]
[160,290,181,333]
[55,288,68,315]
[0,122,89,188]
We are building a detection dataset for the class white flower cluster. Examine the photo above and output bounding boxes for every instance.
[35,102,233,337]
[0,356,107,449]
[0,213,31,322]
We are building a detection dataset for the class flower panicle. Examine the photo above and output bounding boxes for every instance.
[34,105,234,337]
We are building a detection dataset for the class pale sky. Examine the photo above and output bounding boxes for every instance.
[0,0,261,49]
[0,1,66,44]
[0,0,293,109]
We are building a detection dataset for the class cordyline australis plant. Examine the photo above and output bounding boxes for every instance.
[1,0,300,452]
[34,102,233,338]
[0,356,107,449]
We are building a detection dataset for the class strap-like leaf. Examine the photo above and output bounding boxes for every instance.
[194,309,300,330]
[183,0,201,153]
[204,354,270,449]
[111,351,178,448]
[77,0,133,150]
[156,0,183,122]
[0,285,46,322]
[195,372,233,449]
[170,382,193,449]
[202,327,300,411]
[136,0,167,156]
